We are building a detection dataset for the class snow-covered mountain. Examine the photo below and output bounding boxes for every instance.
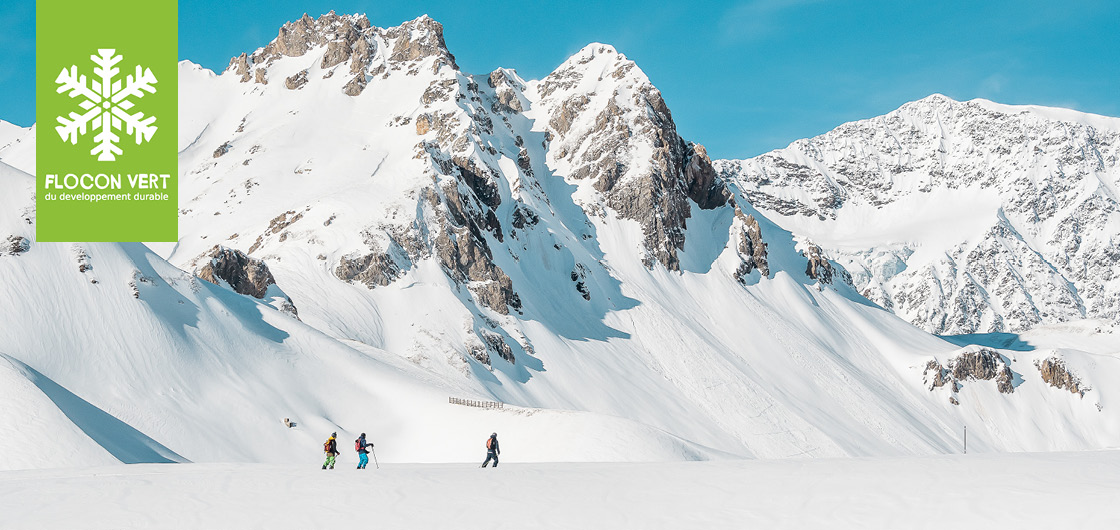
[2,13,1118,471]
[715,95,1120,335]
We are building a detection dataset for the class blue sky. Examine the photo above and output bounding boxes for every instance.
[3,0,1117,158]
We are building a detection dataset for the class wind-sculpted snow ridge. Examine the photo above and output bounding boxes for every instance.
[716,94,1120,334]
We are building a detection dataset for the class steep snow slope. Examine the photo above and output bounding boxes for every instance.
[4,453,1120,529]
[149,13,1120,461]
[0,353,126,470]
[716,95,1120,334]
[0,160,727,470]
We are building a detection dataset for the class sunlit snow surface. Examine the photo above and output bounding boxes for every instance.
[2,16,1120,493]
[2,452,1119,529]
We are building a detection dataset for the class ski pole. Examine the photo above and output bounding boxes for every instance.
[371,446,379,469]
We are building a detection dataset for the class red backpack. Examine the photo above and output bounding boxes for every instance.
[355,439,361,452]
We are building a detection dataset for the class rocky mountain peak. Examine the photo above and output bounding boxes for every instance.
[225,13,458,94]
[717,94,1120,334]
[380,14,458,69]
[534,43,729,270]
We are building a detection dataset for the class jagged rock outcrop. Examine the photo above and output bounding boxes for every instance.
[571,264,592,300]
[683,144,726,209]
[2,235,29,256]
[231,53,252,83]
[248,210,304,255]
[334,231,417,289]
[285,70,309,90]
[228,12,457,97]
[511,205,539,231]
[432,215,521,315]
[717,95,1120,334]
[227,53,266,85]
[342,74,367,96]
[320,40,352,69]
[479,329,515,363]
[382,15,457,71]
[536,44,729,270]
[336,251,403,288]
[1035,357,1088,396]
[924,348,1016,396]
[804,244,834,284]
[731,208,769,282]
[196,246,278,299]
[488,69,524,114]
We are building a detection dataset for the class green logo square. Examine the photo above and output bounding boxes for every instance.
[36,0,178,242]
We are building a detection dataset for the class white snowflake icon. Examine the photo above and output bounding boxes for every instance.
[54,49,159,162]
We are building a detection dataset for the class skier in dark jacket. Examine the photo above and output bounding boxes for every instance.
[323,432,340,469]
[481,432,500,468]
[355,433,373,469]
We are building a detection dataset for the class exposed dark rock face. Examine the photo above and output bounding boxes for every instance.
[196,245,277,300]
[231,53,252,83]
[421,79,458,105]
[335,239,407,288]
[731,207,769,282]
[511,206,539,230]
[1035,357,1088,396]
[382,15,458,71]
[804,244,834,284]
[285,70,309,90]
[537,45,730,270]
[2,235,29,256]
[924,348,1016,396]
[683,144,727,210]
[350,38,372,74]
[257,12,370,61]
[232,13,457,97]
[321,40,352,69]
[467,342,490,365]
[337,176,522,316]
[433,218,521,315]
[248,210,304,254]
[342,74,367,96]
[479,329,515,363]
[488,69,524,114]
[571,264,592,300]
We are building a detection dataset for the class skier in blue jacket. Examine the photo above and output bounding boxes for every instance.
[355,433,373,469]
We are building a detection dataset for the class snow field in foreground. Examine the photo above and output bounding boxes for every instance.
[2,451,1118,529]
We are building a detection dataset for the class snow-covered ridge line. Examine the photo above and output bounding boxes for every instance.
[716,93,1120,335]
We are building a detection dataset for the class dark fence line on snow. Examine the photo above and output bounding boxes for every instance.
[449,397,504,409]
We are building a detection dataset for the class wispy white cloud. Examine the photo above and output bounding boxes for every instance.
[978,73,1007,97]
[719,0,830,42]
